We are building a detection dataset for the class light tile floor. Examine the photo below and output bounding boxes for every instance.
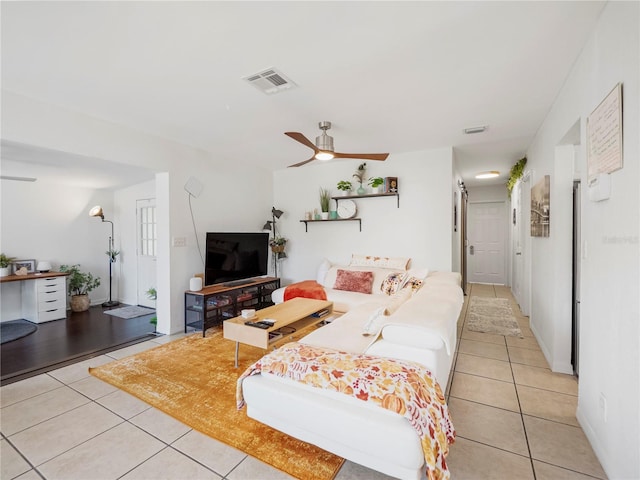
[1,285,607,480]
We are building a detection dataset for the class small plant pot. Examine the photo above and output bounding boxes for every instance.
[372,186,381,194]
[70,294,90,312]
[271,245,285,253]
[0,267,10,277]
[340,190,351,196]
[320,212,329,220]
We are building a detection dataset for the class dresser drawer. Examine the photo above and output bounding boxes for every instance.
[37,297,65,312]
[36,276,65,293]
[37,289,66,303]
[37,308,66,323]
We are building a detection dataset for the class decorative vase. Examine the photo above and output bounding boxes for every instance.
[357,186,366,195]
[70,294,90,312]
[0,267,10,277]
[320,212,329,220]
[329,211,338,220]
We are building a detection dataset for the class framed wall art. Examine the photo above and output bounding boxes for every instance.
[531,176,550,237]
[13,259,36,274]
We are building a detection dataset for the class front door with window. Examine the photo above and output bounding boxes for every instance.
[137,199,157,308]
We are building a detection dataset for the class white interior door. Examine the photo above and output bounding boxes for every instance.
[468,201,507,284]
[137,199,157,308]
[512,183,524,304]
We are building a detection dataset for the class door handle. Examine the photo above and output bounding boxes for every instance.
[469,245,474,255]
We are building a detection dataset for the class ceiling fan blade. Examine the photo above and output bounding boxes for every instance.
[333,152,389,161]
[284,132,319,152]
[287,156,317,168]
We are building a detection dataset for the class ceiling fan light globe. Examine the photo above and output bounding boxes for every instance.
[315,151,334,161]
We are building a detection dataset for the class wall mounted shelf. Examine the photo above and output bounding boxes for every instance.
[332,192,399,208]
[299,218,362,232]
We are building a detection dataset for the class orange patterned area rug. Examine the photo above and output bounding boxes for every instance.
[90,328,344,480]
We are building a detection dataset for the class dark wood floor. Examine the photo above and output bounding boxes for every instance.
[1,305,156,385]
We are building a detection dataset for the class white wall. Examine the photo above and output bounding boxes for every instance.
[467,184,508,203]
[273,148,454,283]
[0,178,117,319]
[525,2,639,477]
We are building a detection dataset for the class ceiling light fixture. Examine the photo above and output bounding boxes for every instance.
[315,151,334,161]
[475,171,500,179]
[463,125,488,134]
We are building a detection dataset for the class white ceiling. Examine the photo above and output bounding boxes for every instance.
[1,1,605,189]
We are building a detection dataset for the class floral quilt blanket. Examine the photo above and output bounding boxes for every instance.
[237,342,456,480]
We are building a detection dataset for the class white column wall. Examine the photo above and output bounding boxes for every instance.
[525,2,639,477]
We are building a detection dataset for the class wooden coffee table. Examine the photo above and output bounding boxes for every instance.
[223,297,333,367]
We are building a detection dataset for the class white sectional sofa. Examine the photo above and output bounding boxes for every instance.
[241,257,464,479]
[271,258,463,387]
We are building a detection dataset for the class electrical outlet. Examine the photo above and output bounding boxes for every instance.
[172,237,187,247]
[599,393,607,423]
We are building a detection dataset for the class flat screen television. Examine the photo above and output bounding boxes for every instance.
[204,232,269,286]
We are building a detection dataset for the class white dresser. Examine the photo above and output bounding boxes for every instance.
[21,275,67,323]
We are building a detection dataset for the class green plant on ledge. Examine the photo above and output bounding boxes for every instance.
[506,157,527,197]
[0,253,16,268]
[319,188,331,213]
[337,180,353,192]
[368,177,384,188]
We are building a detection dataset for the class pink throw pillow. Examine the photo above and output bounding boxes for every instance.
[333,269,374,294]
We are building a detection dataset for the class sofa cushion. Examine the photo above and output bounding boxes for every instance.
[349,254,410,270]
[383,286,413,315]
[316,258,333,284]
[333,269,375,294]
[380,272,407,295]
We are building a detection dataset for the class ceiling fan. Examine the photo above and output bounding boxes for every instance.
[285,121,389,167]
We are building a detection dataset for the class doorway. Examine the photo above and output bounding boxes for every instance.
[572,181,581,376]
[136,199,157,308]
[467,201,507,284]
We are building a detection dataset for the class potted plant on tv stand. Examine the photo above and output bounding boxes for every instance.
[60,264,101,312]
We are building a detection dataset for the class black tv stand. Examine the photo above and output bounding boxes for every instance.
[184,276,280,336]
[224,278,256,287]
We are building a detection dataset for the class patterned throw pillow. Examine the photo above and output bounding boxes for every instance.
[349,254,410,270]
[380,272,407,295]
[403,276,424,293]
[333,269,375,294]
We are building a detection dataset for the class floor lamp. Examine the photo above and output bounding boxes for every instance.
[262,207,285,277]
[89,205,119,307]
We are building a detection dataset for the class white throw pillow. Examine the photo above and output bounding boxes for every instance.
[316,258,333,284]
[362,306,386,336]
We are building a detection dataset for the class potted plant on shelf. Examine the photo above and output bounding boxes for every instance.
[319,188,331,219]
[353,162,367,195]
[368,176,384,194]
[336,180,353,196]
[0,253,16,277]
[60,264,101,312]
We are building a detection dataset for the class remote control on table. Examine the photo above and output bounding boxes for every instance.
[245,321,269,329]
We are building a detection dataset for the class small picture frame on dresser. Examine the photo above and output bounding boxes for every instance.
[13,259,36,274]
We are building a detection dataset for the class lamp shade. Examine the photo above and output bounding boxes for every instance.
[271,207,284,219]
[36,261,52,272]
[89,205,104,218]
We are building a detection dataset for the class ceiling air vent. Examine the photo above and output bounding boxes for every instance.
[243,68,297,95]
